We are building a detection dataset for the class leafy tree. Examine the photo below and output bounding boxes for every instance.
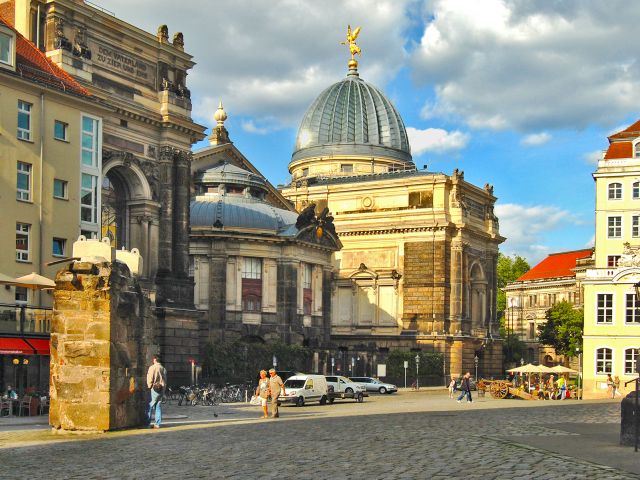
[537,301,584,357]
[496,253,530,318]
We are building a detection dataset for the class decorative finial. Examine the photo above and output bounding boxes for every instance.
[341,25,362,74]
[209,101,231,146]
[214,101,227,126]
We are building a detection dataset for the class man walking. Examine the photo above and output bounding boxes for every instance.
[456,372,473,404]
[268,368,285,418]
[146,355,167,429]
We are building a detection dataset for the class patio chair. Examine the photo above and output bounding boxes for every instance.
[18,395,32,416]
[0,398,11,417]
[39,396,49,415]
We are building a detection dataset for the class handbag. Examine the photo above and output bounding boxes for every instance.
[249,395,261,406]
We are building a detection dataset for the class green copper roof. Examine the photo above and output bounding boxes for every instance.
[292,70,412,164]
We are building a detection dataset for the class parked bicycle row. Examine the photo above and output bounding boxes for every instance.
[163,383,253,406]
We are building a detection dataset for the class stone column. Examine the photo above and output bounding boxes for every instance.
[157,146,174,274]
[49,260,157,432]
[449,242,463,334]
[172,150,191,278]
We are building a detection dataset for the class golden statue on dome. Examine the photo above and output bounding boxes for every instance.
[341,25,362,68]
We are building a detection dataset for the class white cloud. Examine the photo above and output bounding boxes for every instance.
[406,127,469,154]
[583,150,603,164]
[99,0,412,129]
[411,0,640,132]
[521,132,551,146]
[585,234,595,248]
[495,203,578,264]
[241,120,269,135]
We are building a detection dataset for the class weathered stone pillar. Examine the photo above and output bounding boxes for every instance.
[157,146,174,274]
[49,260,157,432]
[173,150,191,278]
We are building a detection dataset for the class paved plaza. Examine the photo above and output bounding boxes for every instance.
[0,391,637,479]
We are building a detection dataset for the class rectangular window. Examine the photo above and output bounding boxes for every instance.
[596,293,613,324]
[81,173,98,223]
[596,348,613,375]
[625,348,639,375]
[626,293,640,324]
[608,183,622,200]
[634,182,640,199]
[607,255,621,267]
[53,179,68,199]
[15,286,28,304]
[242,257,262,312]
[0,31,11,65]
[16,222,30,261]
[303,263,312,315]
[633,216,640,238]
[17,100,32,141]
[52,237,66,257]
[16,161,31,201]
[528,322,535,340]
[608,216,622,238]
[340,164,353,173]
[81,116,98,167]
[54,120,68,141]
[80,229,97,239]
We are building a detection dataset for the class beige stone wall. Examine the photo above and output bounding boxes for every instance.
[50,261,157,432]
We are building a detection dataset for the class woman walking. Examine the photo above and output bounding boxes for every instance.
[448,377,456,399]
[256,370,270,418]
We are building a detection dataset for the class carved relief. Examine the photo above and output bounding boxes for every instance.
[73,26,92,60]
[53,17,72,51]
[618,242,640,267]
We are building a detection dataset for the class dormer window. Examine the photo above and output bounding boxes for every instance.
[0,28,15,68]
[608,182,622,200]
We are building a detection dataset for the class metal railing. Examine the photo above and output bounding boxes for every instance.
[0,303,52,335]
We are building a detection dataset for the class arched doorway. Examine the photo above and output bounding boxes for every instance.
[102,160,160,280]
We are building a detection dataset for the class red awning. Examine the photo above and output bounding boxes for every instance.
[24,338,50,355]
[0,338,33,355]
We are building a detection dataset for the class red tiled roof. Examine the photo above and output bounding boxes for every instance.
[0,12,90,97]
[609,120,640,140]
[516,249,593,282]
[604,141,633,160]
[0,0,14,26]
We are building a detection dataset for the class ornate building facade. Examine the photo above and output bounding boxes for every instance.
[190,107,341,372]
[504,249,592,366]
[280,58,505,378]
[2,0,206,382]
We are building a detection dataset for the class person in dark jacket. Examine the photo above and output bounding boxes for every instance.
[456,372,473,403]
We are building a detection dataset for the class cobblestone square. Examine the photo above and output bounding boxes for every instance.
[0,392,637,479]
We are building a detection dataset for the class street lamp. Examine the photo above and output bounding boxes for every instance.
[474,355,479,380]
[331,357,335,375]
[272,355,277,368]
[351,356,355,374]
[415,354,420,390]
[576,347,582,400]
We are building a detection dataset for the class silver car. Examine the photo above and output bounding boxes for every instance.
[349,377,397,394]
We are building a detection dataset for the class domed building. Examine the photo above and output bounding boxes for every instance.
[190,104,341,356]
[280,56,505,379]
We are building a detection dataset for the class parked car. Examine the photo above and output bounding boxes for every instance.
[325,376,367,395]
[278,374,328,407]
[349,377,397,394]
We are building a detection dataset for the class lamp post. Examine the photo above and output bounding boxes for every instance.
[351,356,355,375]
[474,355,479,380]
[331,357,335,375]
[576,347,582,400]
[415,354,420,390]
[272,355,277,369]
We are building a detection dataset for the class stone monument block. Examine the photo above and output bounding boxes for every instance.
[50,259,157,432]
[620,389,639,447]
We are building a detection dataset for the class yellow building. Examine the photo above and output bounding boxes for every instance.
[0,14,106,306]
[582,120,640,398]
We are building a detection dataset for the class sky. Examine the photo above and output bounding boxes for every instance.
[97,0,640,266]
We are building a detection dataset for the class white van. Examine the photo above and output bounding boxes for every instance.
[278,374,328,407]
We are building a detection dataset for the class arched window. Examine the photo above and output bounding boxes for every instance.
[595,347,613,374]
[608,182,622,200]
[624,348,639,374]
[242,257,262,312]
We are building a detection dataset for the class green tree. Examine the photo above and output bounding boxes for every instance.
[537,301,584,357]
[496,253,530,318]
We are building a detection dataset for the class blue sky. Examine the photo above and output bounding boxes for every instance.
[98,0,640,265]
